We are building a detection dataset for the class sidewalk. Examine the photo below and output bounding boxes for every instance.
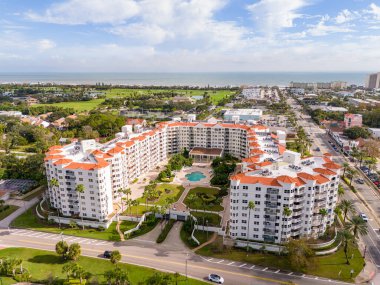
[355,261,376,284]
[0,197,39,228]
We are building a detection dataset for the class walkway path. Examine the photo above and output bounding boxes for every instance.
[116,221,125,241]
[0,197,39,228]
[192,232,217,252]
[131,220,166,243]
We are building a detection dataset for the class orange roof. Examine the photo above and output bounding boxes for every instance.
[255,161,272,167]
[297,172,316,181]
[107,145,124,154]
[250,149,266,155]
[253,125,268,130]
[313,168,336,175]
[230,174,282,187]
[271,133,278,139]
[323,156,332,163]
[323,153,332,157]
[315,174,330,184]
[276,175,306,186]
[64,161,109,170]
[242,156,261,163]
[53,159,73,165]
[322,162,341,170]
[48,145,63,150]
[249,142,261,147]
[44,155,65,161]
[46,149,62,155]
[278,144,286,155]
[92,149,104,156]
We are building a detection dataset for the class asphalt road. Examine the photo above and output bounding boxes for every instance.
[0,228,350,285]
[289,97,380,278]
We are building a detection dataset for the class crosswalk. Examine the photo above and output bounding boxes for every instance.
[9,229,109,246]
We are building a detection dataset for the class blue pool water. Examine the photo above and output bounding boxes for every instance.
[185,171,206,182]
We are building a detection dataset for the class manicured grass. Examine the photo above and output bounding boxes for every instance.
[184,187,224,212]
[191,211,221,227]
[33,99,105,112]
[0,205,19,221]
[197,238,364,282]
[124,204,149,216]
[22,187,45,201]
[10,206,130,241]
[0,247,208,285]
[194,230,213,245]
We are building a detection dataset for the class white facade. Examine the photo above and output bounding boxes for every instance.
[230,151,341,243]
[224,109,263,121]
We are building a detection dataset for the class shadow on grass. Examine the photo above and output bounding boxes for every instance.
[28,254,65,264]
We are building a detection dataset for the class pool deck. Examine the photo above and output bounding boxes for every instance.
[173,163,212,186]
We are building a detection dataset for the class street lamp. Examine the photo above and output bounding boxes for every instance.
[206,220,209,240]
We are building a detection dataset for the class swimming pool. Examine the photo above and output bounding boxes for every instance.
[185,171,206,182]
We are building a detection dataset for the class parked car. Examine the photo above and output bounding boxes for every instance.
[103,251,112,258]
[373,181,379,185]
[208,274,224,284]
[359,213,369,222]
[356,179,365,184]
[315,147,320,152]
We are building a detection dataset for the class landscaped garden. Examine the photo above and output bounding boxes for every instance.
[0,204,19,220]
[11,205,137,241]
[184,187,224,212]
[0,247,208,285]
[196,237,364,282]
[190,211,221,227]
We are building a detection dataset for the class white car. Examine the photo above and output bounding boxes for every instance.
[359,213,369,222]
[208,274,224,284]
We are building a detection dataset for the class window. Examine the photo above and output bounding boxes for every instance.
[255,201,260,205]
[255,194,261,198]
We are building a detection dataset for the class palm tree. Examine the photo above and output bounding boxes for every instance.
[366,157,377,174]
[281,207,292,244]
[345,215,369,241]
[246,201,255,254]
[338,229,354,264]
[75,184,85,230]
[131,199,139,216]
[318,208,328,236]
[165,197,175,220]
[186,194,197,227]
[342,162,349,177]
[337,185,345,198]
[338,200,356,224]
[348,168,357,186]
[124,188,132,201]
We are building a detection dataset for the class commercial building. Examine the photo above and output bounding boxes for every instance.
[223,109,263,122]
[366,72,380,89]
[344,114,362,128]
[289,81,347,90]
[348,98,370,107]
[230,151,341,242]
[242,88,262,100]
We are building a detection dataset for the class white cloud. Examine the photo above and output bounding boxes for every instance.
[37,39,56,51]
[26,0,140,25]
[335,9,356,24]
[368,3,380,20]
[308,16,354,36]
[246,0,309,35]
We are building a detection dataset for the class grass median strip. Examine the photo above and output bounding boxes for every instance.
[156,219,175,243]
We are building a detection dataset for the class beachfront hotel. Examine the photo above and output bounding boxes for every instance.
[45,120,340,242]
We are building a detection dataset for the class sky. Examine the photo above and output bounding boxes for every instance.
[0,0,380,72]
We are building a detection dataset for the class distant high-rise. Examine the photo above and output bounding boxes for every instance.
[366,72,380,89]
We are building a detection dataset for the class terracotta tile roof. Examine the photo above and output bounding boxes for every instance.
[249,142,261,147]
[323,153,332,157]
[278,144,286,155]
[297,172,316,181]
[53,159,73,165]
[230,174,283,187]
[242,156,261,163]
[313,168,336,175]
[322,162,341,170]
[44,155,65,161]
[255,161,272,167]
[315,174,330,184]
[107,145,124,154]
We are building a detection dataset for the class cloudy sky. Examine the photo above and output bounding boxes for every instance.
[0,0,380,72]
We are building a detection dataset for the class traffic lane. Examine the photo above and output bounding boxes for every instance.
[0,230,350,285]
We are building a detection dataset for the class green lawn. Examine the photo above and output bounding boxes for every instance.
[33,99,105,112]
[184,187,224,212]
[0,247,208,285]
[10,206,134,241]
[123,204,149,216]
[0,205,19,221]
[191,211,221,227]
[197,238,364,282]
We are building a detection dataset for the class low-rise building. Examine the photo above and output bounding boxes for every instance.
[344,114,362,128]
[224,109,263,121]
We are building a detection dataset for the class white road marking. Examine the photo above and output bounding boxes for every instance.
[262,267,268,271]
[45,234,57,239]
[207,258,213,262]
[275,270,280,273]
[96,241,107,245]
[288,272,293,276]
[227,262,235,265]
[239,264,246,268]
[249,265,255,269]
[217,260,224,264]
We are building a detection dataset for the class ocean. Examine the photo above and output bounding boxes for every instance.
[0,72,368,87]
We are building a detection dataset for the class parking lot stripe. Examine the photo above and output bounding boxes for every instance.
[250,265,255,269]
[227,262,235,265]
[288,272,293,276]
[263,267,268,271]
[275,270,280,273]
[239,264,247,268]
[207,258,213,262]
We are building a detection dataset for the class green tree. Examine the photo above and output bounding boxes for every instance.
[342,162,349,177]
[110,250,122,267]
[55,240,68,259]
[246,201,255,253]
[318,209,328,236]
[338,200,356,224]
[67,243,81,261]
[281,207,293,243]
[345,215,369,241]
[62,262,77,281]
[338,229,354,264]
[285,239,314,271]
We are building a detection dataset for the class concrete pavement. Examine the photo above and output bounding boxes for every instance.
[0,228,351,285]
[0,197,39,228]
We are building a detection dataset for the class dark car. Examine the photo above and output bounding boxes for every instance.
[315,147,320,152]
[103,251,112,258]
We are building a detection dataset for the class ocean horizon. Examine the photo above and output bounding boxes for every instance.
[0,72,369,87]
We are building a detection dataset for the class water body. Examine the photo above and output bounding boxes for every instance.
[0,72,368,87]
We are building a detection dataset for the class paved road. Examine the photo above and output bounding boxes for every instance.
[0,228,350,285]
[289,97,380,279]
[0,197,39,228]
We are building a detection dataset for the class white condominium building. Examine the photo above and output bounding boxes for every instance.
[230,150,341,243]
[45,121,285,222]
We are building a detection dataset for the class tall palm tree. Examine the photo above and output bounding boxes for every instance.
[75,184,85,230]
[246,201,255,254]
[318,208,328,236]
[131,199,139,216]
[338,229,354,264]
[345,215,369,241]
[124,188,132,201]
[347,169,357,186]
[337,185,345,198]
[342,162,350,177]
[281,207,292,244]
[338,200,356,224]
